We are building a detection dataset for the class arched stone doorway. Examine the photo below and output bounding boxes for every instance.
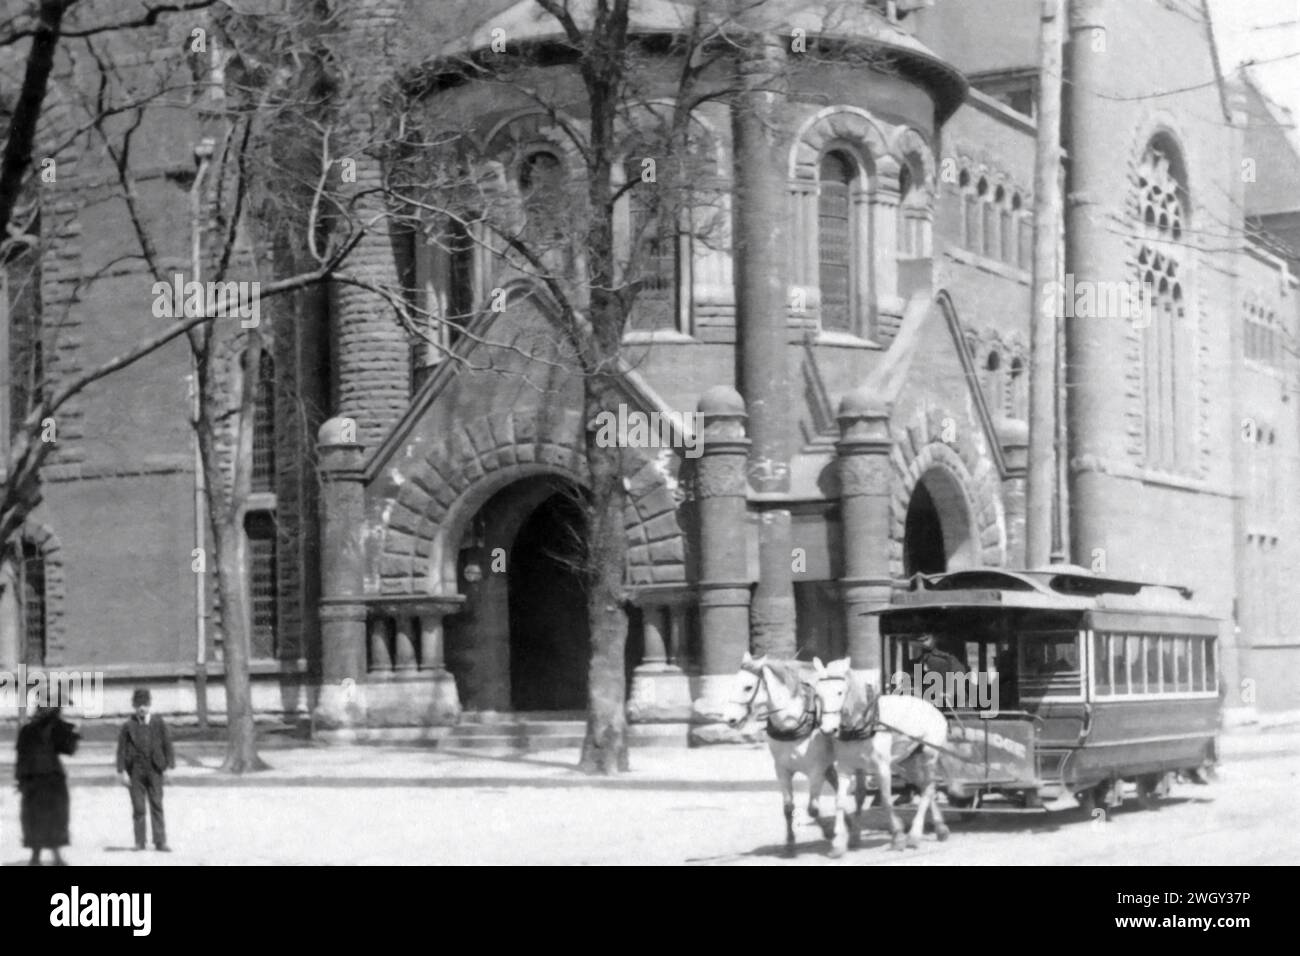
[508,491,590,710]
[902,466,976,577]
[443,476,591,713]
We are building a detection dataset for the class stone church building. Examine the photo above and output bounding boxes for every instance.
[3,0,1298,735]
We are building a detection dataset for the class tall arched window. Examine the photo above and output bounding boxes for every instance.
[999,188,1015,263]
[1014,194,1031,270]
[520,149,565,246]
[251,351,275,493]
[818,151,856,333]
[20,538,46,665]
[5,228,42,444]
[978,178,993,257]
[626,160,678,331]
[960,169,979,251]
[981,348,1004,415]
[1007,356,1027,419]
[897,161,930,259]
[1135,140,1191,471]
[245,510,277,659]
[898,164,914,257]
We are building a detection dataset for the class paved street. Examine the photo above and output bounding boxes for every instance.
[1,729,1296,865]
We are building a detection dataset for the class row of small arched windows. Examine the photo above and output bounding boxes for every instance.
[971,339,1028,421]
[956,168,1031,270]
[1244,300,1286,368]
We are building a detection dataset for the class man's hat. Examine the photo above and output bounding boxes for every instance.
[132,688,152,707]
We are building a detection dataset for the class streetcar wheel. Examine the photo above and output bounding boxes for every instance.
[1136,774,1160,809]
[947,793,979,823]
[1076,786,1105,819]
[1138,772,1174,808]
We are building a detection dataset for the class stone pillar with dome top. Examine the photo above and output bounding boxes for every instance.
[836,389,894,687]
[314,416,368,732]
[690,387,758,744]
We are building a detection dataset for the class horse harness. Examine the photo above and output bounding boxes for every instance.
[835,685,882,742]
[764,683,819,742]
[738,666,819,742]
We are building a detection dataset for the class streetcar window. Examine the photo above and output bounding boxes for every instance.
[1175,637,1191,692]
[1127,634,1143,694]
[1020,631,1082,697]
[1205,639,1216,692]
[1144,635,1160,694]
[1093,632,1112,695]
[1112,634,1128,695]
[1192,636,1205,691]
[1160,637,1176,693]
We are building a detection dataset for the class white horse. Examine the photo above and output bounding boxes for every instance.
[813,657,951,855]
[722,652,838,855]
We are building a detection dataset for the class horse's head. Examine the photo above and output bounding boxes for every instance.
[813,657,854,735]
[722,652,769,727]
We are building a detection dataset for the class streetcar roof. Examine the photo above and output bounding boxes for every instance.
[867,567,1218,620]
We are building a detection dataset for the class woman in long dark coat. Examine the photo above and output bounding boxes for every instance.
[15,705,80,865]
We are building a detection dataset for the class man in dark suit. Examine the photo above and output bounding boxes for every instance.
[116,688,175,851]
[908,632,968,709]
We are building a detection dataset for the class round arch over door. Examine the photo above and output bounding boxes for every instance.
[902,466,977,577]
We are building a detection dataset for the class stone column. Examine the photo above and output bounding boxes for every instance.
[393,616,418,672]
[666,605,686,666]
[628,598,693,724]
[417,608,462,724]
[836,390,894,690]
[314,417,368,731]
[691,387,756,744]
[368,617,393,676]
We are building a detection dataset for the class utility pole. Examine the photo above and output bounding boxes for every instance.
[1026,0,1064,568]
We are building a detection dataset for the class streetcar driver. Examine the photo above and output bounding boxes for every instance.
[907,632,967,708]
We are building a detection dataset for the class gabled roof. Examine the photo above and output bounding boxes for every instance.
[1231,69,1300,218]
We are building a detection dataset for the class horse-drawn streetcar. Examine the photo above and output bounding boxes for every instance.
[874,566,1222,815]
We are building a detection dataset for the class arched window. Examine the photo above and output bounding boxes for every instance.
[245,510,277,660]
[447,218,476,325]
[1007,356,1027,419]
[626,159,678,331]
[520,149,563,197]
[251,351,275,493]
[5,228,42,443]
[818,151,856,333]
[981,348,1003,414]
[1136,139,1191,470]
[412,215,479,389]
[960,169,979,251]
[20,538,45,666]
[999,188,1014,263]
[897,164,913,258]
[520,149,565,239]
[1014,194,1031,270]
[897,161,931,259]
[979,178,994,257]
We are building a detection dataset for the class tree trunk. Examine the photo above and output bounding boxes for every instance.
[195,335,268,774]
[578,387,630,774]
[211,511,268,773]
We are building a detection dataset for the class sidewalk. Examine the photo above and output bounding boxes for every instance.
[1,725,1293,787]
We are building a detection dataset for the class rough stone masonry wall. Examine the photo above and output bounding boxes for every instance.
[327,0,412,450]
